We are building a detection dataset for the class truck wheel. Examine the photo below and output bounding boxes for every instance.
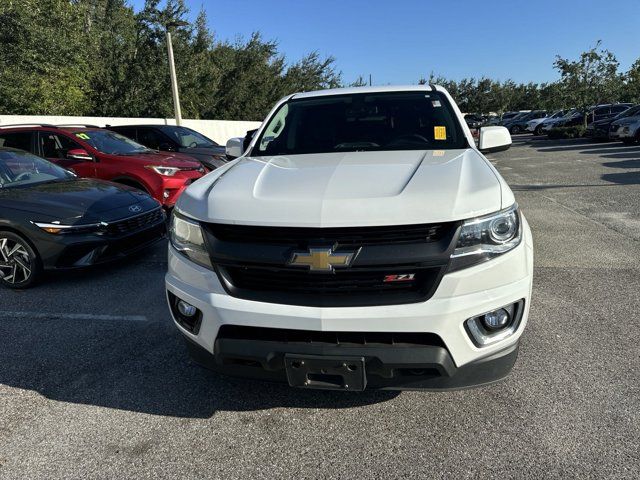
[0,231,42,289]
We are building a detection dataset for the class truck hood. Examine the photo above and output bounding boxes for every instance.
[178,149,505,227]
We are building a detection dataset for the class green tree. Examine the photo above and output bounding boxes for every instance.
[554,41,622,126]
[0,0,93,114]
[622,58,640,103]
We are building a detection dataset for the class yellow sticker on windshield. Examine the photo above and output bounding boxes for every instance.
[75,133,90,140]
[434,126,447,140]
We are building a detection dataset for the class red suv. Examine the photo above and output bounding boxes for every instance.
[0,124,204,208]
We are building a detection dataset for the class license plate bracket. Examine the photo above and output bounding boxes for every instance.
[284,354,366,391]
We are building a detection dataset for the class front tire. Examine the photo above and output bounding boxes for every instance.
[0,232,42,289]
[510,125,521,134]
[534,125,543,136]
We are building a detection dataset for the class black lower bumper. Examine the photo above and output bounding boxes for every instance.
[184,334,519,391]
[42,222,166,269]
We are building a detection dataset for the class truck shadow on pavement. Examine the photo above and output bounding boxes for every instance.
[0,308,399,418]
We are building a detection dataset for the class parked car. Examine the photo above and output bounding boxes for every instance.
[526,110,568,135]
[107,124,227,171]
[0,147,166,288]
[463,113,485,129]
[0,125,204,208]
[587,104,639,140]
[541,108,580,133]
[609,108,640,144]
[503,110,547,134]
[554,104,633,129]
[166,85,533,392]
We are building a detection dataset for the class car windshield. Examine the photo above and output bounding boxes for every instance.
[0,150,74,189]
[164,126,218,148]
[74,130,151,155]
[551,110,566,118]
[617,105,640,118]
[253,91,467,156]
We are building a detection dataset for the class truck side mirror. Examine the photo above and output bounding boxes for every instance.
[478,126,512,153]
[225,137,244,159]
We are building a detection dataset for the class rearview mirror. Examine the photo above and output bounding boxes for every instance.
[225,137,244,159]
[478,126,511,153]
[66,148,93,161]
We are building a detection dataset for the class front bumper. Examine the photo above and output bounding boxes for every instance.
[165,217,534,390]
[609,124,638,140]
[36,220,166,269]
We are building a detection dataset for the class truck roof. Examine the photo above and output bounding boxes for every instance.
[291,84,438,100]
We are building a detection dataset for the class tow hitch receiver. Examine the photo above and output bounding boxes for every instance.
[285,354,366,391]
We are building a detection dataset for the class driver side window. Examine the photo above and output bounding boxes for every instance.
[138,128,164,150]
[40,132,82,159]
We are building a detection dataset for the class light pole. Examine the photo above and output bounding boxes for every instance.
[165,20,188,126]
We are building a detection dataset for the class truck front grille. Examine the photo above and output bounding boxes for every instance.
[204,222,458,307]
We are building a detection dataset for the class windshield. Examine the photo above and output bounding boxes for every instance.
[164,126,217,148]
[551,110,566,118]
[75,130,151,155]
[0,150,74,189]
[253,91,467,156]
[617,105,640,119]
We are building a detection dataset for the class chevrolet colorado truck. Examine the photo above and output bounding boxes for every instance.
[165,85,533,391]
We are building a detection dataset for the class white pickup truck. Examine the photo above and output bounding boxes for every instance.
[165,85,533,391]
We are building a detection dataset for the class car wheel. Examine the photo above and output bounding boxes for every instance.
[510,125,521,134]
[0,232,42,289]
[534,125,543,136]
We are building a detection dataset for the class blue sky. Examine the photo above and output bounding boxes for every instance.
[132,0,640,85]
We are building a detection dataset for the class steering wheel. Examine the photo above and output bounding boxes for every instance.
[13,171,33,182]
[387,133,430,145]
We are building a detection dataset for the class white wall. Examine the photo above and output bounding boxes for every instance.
[0,115,262,145]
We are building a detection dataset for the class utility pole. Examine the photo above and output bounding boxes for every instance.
[165,20,189,126]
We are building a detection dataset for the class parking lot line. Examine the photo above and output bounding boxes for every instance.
[0,310,149,322]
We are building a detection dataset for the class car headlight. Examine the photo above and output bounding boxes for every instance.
[146,165,180,176]
[169,212,212,269]
[448,204,522,272]
[32,221,105,235]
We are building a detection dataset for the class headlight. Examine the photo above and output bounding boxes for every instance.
[169,212,212,269]
[32,221,105,235]
[448,204,522,272]
[146,165,180,176]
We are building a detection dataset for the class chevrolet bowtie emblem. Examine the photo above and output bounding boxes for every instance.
[288,247,359,272]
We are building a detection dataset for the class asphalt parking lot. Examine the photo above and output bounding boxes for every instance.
[1,136,639,479]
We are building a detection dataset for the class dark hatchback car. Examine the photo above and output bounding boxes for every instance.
[556,104,633,128]
[107,125,227,171]
[0,148,166,288]
[586,104,639,139]
[502,110,547,134]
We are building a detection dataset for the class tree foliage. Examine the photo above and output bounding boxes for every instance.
[1,1,639,120]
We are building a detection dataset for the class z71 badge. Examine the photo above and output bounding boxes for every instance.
[383,274,416,283]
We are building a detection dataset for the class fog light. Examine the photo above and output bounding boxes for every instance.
[177,300,197,317]
[163,189,170,199]
[482,309,510,330]
[465,300,525,347]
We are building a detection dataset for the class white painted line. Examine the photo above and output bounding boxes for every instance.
[0,311,148,322]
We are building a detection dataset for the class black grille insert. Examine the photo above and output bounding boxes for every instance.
[206,222,453,247]
[217,325,446,348]
[106,208,164,235]
[205,222,457,307]
[218,264,442,307]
